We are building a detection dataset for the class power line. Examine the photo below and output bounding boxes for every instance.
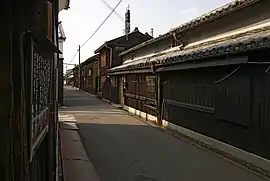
[80,0,124,48]
[100,0,124,22]
[67,0,124,63]
[68,50,78,63]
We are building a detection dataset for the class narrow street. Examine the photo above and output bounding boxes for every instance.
[60,86,267,181]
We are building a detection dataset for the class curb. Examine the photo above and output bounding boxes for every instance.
[59,114,100,181]
[164,126,270,180]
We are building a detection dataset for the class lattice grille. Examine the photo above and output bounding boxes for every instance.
[31,49,51,150]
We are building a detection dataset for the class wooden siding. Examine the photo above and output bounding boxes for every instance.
[100,51,107,67]
[2,0,59,178]
[162,64,270,159]
[124,74,157,116]
[95,31,152,102]
[72,58,98,94]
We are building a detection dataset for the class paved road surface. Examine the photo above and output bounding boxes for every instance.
[61,86,267,181]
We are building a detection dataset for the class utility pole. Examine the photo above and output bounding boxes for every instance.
[65,65,68,85]
[78,45,81,90]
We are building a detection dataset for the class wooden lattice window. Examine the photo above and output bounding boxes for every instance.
[146,76,156,99]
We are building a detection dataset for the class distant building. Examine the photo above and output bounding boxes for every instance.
[73,55,99,94]
[94,27,152,102]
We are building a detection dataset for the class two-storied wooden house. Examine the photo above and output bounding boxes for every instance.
[94,27,152,103]
[73,54,99,94]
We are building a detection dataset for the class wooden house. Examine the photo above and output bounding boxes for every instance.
[1,0,70,180]
[94,27,152,103]
[108,0,270,160]
[73,54,99,94]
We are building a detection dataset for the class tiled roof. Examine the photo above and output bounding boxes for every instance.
[75,54,99,68]
[94,29,152,53]
[118,0,261,56]
[118,33,171,56]
[171,0,261,33]
[108,27,270,73]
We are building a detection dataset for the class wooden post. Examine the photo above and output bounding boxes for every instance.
[78,45,81,90]
[58,58,64,105]
[157,74,162,125]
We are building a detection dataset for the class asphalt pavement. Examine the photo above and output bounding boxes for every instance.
[60,86,268,181]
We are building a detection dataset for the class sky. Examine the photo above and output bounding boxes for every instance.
[59,0,232,71]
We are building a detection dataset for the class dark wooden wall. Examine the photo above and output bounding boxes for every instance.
[99,49,110,96]
[1,1,13,179]
[110,76,119,103]
[72,58,99,95]
[86,60,98,94]
[115,49,270,159]
[96,32,152,101]
[124,74,157,116]
[58,58,64,105]
[161,63,270,159]
[1,0,59,180]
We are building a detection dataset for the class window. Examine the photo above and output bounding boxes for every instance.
[88,69,92,76]
[101,75,106,83]
[146,76,156,99]
[100,51,107,67]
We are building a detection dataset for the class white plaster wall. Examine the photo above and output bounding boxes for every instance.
[123,105,158,123]
[58,40,64,59]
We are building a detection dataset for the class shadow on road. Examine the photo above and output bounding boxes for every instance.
[61,86,267,181]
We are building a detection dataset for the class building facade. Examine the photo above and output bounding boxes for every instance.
[73,54,99,94]
[94,27,152,103]
[0,0,70,180]
[108,0,270,160]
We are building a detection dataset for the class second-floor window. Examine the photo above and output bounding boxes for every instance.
[88,69,92,76]
[100,51,106,67]
[146,76,156,99]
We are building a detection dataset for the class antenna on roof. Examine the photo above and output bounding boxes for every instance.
[125,5,131,40]
[150,28,154,37]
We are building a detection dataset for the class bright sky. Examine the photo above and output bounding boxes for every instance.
[59,0,232,71]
